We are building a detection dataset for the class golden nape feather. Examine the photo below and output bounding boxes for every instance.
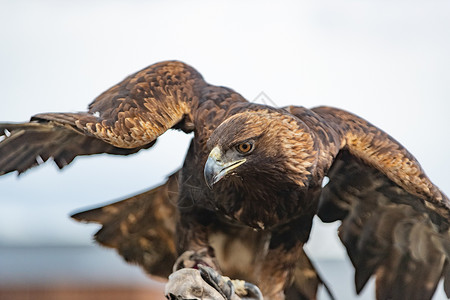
[1,60,449,300]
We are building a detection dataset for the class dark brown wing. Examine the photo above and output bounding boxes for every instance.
[312,106,450,299]
[71,171,180,280]
[0,121,155,174]
[0,60,208,175]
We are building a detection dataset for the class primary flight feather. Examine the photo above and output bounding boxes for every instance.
[1,61,449,300]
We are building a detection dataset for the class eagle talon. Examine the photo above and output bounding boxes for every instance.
[165,266,262,300]
[239,281,263,300]
[198,265,235,299]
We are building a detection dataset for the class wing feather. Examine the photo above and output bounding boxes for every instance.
[311,106,450,299]
[71,171,180,280]
[0,121,153,175]
[78,61,206,148]
[0,61,208,175]
[313,106,448,210]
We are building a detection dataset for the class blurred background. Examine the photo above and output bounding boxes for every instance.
[1,0,449,299]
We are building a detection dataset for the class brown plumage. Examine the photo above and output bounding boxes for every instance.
[1,60,449,300]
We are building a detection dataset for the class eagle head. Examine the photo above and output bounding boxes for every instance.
[204,109,318,191]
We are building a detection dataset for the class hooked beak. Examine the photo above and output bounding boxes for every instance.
[204,146,246,189]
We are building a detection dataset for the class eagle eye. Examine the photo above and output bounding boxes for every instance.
[236,141,254,154]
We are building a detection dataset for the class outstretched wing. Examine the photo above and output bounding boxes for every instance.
[0,60,207,175]
[71,171,180,280]
[0,121,155,174]
[312,106,450,299]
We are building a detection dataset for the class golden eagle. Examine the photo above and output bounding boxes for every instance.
[1,61,449,300]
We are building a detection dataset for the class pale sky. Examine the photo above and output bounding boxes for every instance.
[1,0,449,262]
